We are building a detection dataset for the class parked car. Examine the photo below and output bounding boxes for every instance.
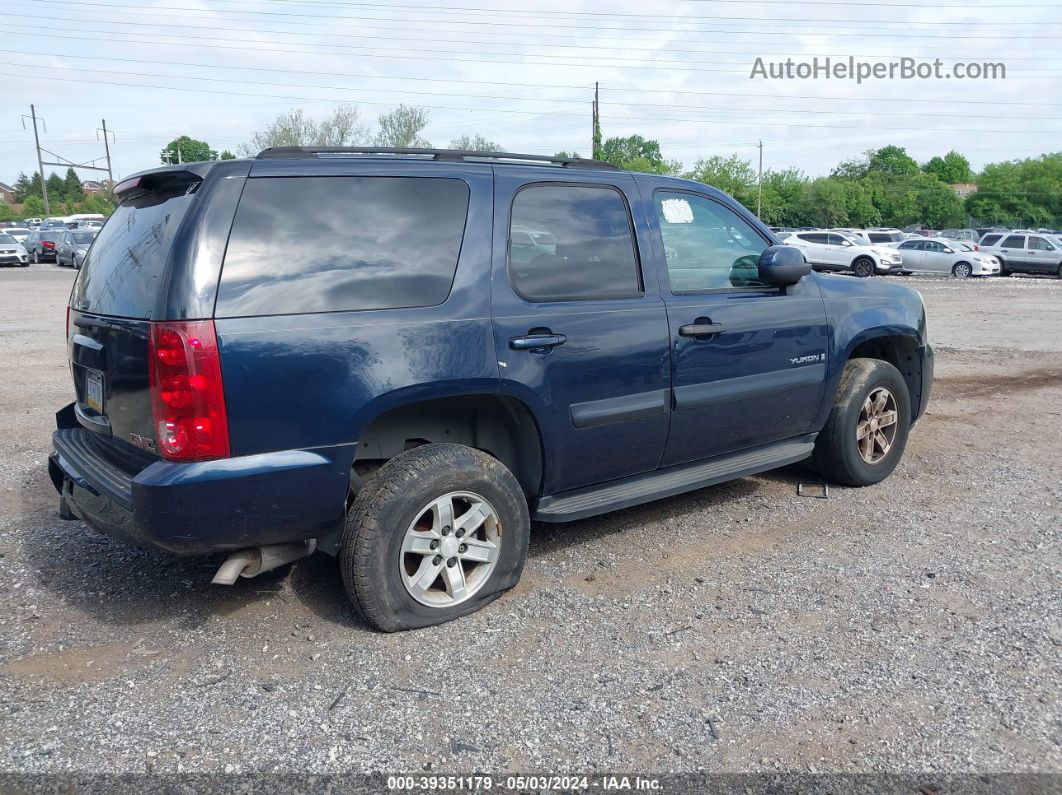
[49,149,933,631]
[3,226,32,244]
[979,232,1062,277]
[41,217,70,230]
[22,217,42,228]
[784,230,904,277]
[938,229,980,245]
[24,229,62,263]
[864,229,906,246]
[895,238,999,277]
[56,228,98,269]
[0,232,29,266]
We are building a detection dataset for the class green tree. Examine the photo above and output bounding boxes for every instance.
[923,150,973,184]
[374,105,431,148]
[63,167,83,199]
[554,150,584,160]
[13,173,32,202]
[685,154,758,208]
[238,106,368,156]
[866,145,920,177]
[219,150,236,160]
[758,168,807,226]
[22,195,45,216]
[599,135,680,174]
[965,153,1062,227]
[0,203,16,222]
[842,180,881,227]
[46,172,66,203]
[449,134,502,152]
[161,135,218,164]
[798,178,849,227]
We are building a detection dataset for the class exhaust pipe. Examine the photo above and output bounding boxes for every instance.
[211,539,316,585]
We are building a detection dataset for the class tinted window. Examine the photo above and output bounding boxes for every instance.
[898,240,921,250]
[980,234,1002,246]
[217,176,469,317]
[1001,235,1025,248]
[802,233,829,244]
[71,182,195,319]
[655,191,767,292]
[508,184,641,301]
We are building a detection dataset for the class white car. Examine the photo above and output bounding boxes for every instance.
[978,232,1062,278]
[0,232,29,267]
[2,226,32,244]
[895,237,999,278]
[784,230,903,277]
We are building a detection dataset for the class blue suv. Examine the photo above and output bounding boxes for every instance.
[49,147,933,631]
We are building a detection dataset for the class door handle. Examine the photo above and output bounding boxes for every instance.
[679,322,726,337]
[509,333,566,351]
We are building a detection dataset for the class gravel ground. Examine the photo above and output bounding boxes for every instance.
[0,266,1059,785]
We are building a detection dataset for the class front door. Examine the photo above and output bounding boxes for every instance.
[1027,235,1059,274]
[491,169,672,494]
[645,186,829,467]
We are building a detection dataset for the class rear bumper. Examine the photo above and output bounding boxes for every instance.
[49,418,353,555]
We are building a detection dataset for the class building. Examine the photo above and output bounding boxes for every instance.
[951,183,978,200]
[82,180,109,196]
[0,181,15,204]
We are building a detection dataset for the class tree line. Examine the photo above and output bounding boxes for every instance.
[1,168,115,221]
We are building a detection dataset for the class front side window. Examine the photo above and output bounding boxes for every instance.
[1029,236,1056,251]
[654,191,767,292]
[508,184,641,302]
[217,176,470,316]
[1001,235,1025,248]
[898,240,921,250]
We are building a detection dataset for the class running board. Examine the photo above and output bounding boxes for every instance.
[534,435,816,523]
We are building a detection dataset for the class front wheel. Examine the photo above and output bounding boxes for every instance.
[813,358,912,487]
[1056,264,1062,280]
[852,257,875,278]
[340,444,530,631]
[32,251,39,264]
[952,261,973,279]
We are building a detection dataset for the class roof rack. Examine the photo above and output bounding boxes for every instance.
[255,146,620,171]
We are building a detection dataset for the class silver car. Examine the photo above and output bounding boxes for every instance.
[895,237,999,277]
[0,232,29,267]
[55,228,98,269]
[3,226,32,245]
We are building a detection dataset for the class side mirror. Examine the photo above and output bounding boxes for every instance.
[943,247,954,254]
[758,245,811,286]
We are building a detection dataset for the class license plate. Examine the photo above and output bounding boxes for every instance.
[85,369,104,413]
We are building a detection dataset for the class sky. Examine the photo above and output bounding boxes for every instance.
[2,0,1059,185]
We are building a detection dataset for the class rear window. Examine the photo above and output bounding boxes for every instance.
[70,181,196,319]
[215,176,470,317]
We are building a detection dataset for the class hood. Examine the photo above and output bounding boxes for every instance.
[871,245,901,258]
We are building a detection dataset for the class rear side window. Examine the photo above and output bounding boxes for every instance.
[71,181,196,319]
[1001,235,1025,248]
[980,234,1002,246]
[507,184,642,302]
[215,176,469,317]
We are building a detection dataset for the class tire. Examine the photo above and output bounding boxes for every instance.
[812,358,912,487]
[997,257,1009,276]
[1056,264,1062,280]
[32,250,39,264]
[952,261,973,279]
[73,255,81,270]
[340,443,530,631]
[852,257,875,278]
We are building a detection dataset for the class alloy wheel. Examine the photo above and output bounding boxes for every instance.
[953,262,972,278]
[856,386,898,464]
[400,491,501,607]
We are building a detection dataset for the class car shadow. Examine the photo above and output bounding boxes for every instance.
[17,461,819,632]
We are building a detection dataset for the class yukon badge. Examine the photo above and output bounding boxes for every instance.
[790,353,825,366]
[128,433,157,452]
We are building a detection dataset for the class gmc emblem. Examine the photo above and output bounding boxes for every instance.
[128,433,157,452]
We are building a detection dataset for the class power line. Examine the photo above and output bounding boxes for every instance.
[30,0,1062,39]
[12,53,1062,121]
[3,68,1057,135]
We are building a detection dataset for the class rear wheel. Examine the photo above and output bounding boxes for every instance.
[952,261,973,279]
[1056,264,1062,279]
[32,250,39,264]
[813,358,911,487]
[852,257,875,278]
[340,443,530,631]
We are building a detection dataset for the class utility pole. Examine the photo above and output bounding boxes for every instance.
[756,139,764,218]
[97,119,115,187]
[28,105,49,214]
[177,137,182,164]
[591,82,601,160]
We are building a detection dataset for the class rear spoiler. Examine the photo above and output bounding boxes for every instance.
[114,169,203,201]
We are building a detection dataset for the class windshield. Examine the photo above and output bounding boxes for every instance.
[0,234,17,245]
[71,230,97,244]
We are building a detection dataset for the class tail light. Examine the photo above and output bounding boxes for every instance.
[148,320,230,461]
[42,241,55,249]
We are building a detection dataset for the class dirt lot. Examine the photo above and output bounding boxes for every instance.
[1,265,1059,783]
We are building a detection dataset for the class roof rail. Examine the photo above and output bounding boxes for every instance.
[255,146,620,171]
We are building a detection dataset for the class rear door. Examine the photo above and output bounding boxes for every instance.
[645,185,829,466]
[490,168,671,493]
[998,234,1027,269]
[67,170,203,454]
[896,240,925,271]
